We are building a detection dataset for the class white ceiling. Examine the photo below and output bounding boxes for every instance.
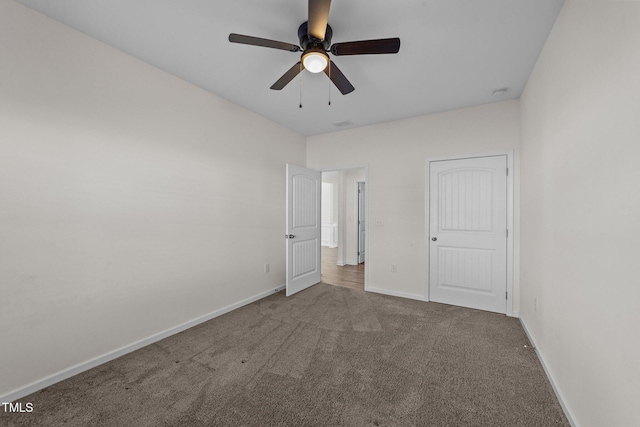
[16,0,564,136]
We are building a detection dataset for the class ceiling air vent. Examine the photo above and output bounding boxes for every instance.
[492,88,509,96]
[333,120,353,127]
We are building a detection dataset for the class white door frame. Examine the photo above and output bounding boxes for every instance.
[320,164,369,291]
[354,181,365,264]
[425,151,515,317]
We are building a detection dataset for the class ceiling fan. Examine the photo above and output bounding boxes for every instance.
[228,0,400,95]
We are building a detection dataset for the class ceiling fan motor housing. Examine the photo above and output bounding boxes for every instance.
[298,21,332,51]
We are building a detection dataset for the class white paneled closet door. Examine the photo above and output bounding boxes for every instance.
[429,155,508,314]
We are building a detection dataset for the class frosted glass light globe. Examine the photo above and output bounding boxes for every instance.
[302,51,328,73]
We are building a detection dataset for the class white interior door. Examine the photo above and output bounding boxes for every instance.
[428,155,507,313]
[286,164,321,296]
[357,182,366,264]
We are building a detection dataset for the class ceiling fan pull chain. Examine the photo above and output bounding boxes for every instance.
[328,61,331,106]
[299,62,303,108]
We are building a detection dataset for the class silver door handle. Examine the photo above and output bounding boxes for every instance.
[285,234,295,239]
[431,237,437,241]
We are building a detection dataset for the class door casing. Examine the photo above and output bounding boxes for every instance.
[355,181,366,264]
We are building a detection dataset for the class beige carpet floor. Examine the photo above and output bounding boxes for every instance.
[1,283,568,426]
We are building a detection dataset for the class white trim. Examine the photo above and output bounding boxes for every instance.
[367,287,426,302]
[354,181,366,265]
[0,285,285,403]
[426,151,512,163]
[319,164,369,292]
[519,316,578,427]
[424,163,431,303]
[353,181,359,265]
[425,150,515,316]
[505,152,514,317]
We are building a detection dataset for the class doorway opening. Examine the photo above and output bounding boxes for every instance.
[321,168,366,291]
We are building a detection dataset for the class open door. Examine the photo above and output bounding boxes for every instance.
[286,164,321,296]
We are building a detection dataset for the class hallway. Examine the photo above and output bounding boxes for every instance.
[321,246,364,291]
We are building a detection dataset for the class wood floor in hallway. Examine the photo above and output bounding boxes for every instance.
[321,246,364,291]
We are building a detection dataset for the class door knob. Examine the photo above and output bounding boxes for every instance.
[285,234,295,239]
[431,237,437,241]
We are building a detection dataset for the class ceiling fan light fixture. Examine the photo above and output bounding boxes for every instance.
[302,49,328,73]
[229,2,400,95]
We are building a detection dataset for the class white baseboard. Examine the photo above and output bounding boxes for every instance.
[1,285,285,403]
[366,287,426,302]
[519,316,578,427]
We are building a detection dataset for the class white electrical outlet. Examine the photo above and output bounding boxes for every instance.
[391,264,397,273]
[264,263,270,273]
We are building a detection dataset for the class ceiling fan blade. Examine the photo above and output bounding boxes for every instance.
[330,38,400,56]
[324,60,354,95]
[308,0,331,41]
[229,33,300,52]
[271,62,304,90]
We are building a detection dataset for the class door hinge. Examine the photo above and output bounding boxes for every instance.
[506,168,509,176]
[506,291,508,300]
[506,229,509,238]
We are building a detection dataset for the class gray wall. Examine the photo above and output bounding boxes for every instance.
[520,1,640,425]
[307,100,521,304]
[0,0,305,398]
